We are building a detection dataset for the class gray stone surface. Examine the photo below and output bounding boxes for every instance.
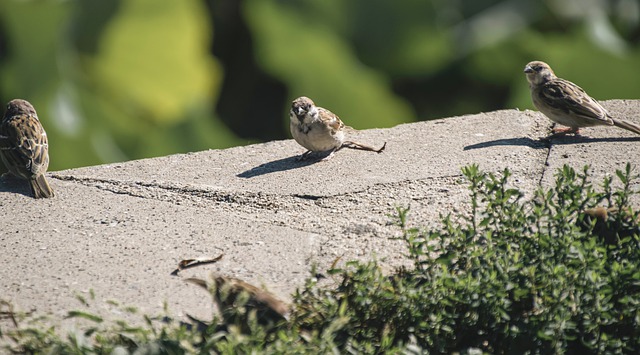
[1,100,639,328]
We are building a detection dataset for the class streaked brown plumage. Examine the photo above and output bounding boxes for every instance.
[0,99,54,198]
[579,206,640,245]
[187,275,290,328]
[289,96,386,161]
[524,61,640,137]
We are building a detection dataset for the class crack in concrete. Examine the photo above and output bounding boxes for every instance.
[52,173,463,210]
[48,170,525,267]
[292,194,322,201]
[537,138,553,186]
[49,173,467,244]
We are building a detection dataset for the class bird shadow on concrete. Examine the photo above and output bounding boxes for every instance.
[464,135,640,151]
[464,137,548,151]
[546,135,640,145]
[237,154,327,178]
[0,175,33,198]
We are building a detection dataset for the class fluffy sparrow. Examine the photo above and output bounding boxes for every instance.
[0,99,54,198]
[187,275,290,327]
[289,96,386,161]
[524,61,640,137]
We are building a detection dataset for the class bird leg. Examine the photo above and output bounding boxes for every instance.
[542,126,580,140]
[296,150,314,161]
[319,147,340,161]
[552,126,580,135]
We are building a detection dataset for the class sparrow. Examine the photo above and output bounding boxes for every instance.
[187,275,290,328]
[289,96,386,161]
[578,206,640,245]
[0,99,54,198]
[524,61,640,137]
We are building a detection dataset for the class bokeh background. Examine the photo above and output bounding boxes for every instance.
[1,0,639,172]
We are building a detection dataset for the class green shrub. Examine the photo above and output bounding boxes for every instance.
[293,164,640,354]
[2,164,639,354]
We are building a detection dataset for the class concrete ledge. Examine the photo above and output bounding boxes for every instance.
[1,100,639,326]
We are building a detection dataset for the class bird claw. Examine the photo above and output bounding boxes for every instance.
[319,150,337,161]
[296,151,313,161]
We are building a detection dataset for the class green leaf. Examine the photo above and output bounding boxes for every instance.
[65,310,103,323]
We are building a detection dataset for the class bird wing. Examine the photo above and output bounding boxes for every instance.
[214,276,290,321]
[317,107,345,134]
[540,79,613,125]
[0,115,49,175]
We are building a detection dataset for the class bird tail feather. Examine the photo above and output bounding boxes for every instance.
[613,119,640,135]
[30,175,54,199]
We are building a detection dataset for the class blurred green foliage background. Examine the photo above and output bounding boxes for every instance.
[1,0,639,171]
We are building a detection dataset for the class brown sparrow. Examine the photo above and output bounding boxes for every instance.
[524,61,640,137]
[187,275,290,327]
[579,206,640,245]
[289,96,386,161]
[0,99,54,198]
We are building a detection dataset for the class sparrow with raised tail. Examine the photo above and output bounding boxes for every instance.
[187,275,290,327]
[289,96,386,161]
[0,99,54,198]
[524,61,640,137]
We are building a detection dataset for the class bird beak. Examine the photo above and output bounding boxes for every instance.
[524,65,534,74]
[295,107,305,116]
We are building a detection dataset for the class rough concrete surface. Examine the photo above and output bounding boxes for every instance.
[1,100,639,329]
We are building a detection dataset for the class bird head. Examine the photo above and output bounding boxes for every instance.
[290,96,317,123]
[524,61,556,86]
[4,99,37,120]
